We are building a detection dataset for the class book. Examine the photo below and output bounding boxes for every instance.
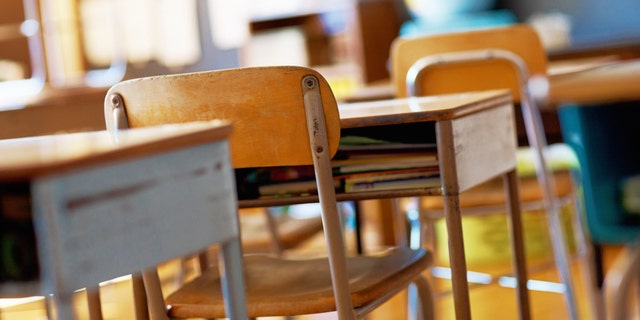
[258,179,341,197]
[335,135,437,158]
[345,170,439,184]
[345,174,441,193]
[332,153,439,174]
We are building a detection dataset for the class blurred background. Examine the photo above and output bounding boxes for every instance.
[1,1,640,318]
[1,0,640,138]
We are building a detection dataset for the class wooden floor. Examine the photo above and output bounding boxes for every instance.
[0,207,637,320]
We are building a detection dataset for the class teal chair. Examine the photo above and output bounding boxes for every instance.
[558,101,640,320]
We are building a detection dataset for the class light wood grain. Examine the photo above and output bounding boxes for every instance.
[0,121,231,180]
[439,102,516,193]
[547,59,640,105]
[339,90,511,128]
[105,66,340,169]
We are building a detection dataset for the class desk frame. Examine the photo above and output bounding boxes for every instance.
[281,91,529,320]
[339,91,529,320]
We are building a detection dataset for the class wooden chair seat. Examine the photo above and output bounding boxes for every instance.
[165,247,432,318]
[239,208,323,253]
[420,170,574,210]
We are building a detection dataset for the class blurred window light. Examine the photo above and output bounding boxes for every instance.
[207,0,250,50]
[38,0,202,87]
[119,0,154,64]
[2,0,210,107]
[155,0,201,67]
[0,0,46,109]
[84,0,201,68]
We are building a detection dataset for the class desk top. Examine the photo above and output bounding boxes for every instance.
[0,120,232,181]
[343,59,640,108]
[547,59,640,106]
[339,90,512,128]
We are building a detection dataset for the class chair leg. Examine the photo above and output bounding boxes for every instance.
[403,197,435,320]
[50,292,74,320]
[417,199,439,272]
[131,273,150,320]
[264,207,284,255]
[354,201,364,254]
[86,285,103,320]
[141,269,171,320]
[390,198,409,248]
[218,238,249,319]
[411,275,435,320]
[503,170,531,320]
[581,241,606,320]
[44,294,56,320]
[570,193,606,320]
[404,197,423,250]
[547,202,580,320]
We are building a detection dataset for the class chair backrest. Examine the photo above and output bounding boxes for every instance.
[104,66,341,168]
[104,66,356,318]
[390,24,572,281]
[390,24,547,101]
[389,24,556,196]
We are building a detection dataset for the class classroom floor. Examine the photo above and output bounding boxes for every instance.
[0,205,637,320]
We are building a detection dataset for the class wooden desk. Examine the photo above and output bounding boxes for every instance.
[0,121,242,319]
[193,90,525,319]
[338,90,529,319]
[0,86,108,140]
[547,59,640,106]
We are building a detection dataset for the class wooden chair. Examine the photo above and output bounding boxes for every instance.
[104,65,434,319]
[558,101,640,320]
[390,24,587,319]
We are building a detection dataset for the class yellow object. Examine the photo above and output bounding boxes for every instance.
[433,203,577,267]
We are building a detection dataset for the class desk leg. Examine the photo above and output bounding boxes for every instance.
[503,170,531,320]
[219,237,250,319]
[441,192,471,319]
[437,119,471,319]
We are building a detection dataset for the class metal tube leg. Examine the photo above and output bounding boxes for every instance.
[410,275,435,320]
[547,203,579,320]
[218,238,249,319]
[503,170,531,320]
[54,293,75,320]
[87,285,103,320]
[571,193,605,320]
[442,193,471,319]
[131,273,150,320]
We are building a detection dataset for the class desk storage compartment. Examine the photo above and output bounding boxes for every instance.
[0,182,39,282]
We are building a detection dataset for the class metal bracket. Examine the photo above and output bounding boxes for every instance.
[109,93,130,131]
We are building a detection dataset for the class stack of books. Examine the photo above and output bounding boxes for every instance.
[234,135,441,199]
[333,136,440,193]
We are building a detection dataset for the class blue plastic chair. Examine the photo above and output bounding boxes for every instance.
[558,101,640,320]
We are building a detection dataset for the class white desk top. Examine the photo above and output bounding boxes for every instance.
[0,120,232,181]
